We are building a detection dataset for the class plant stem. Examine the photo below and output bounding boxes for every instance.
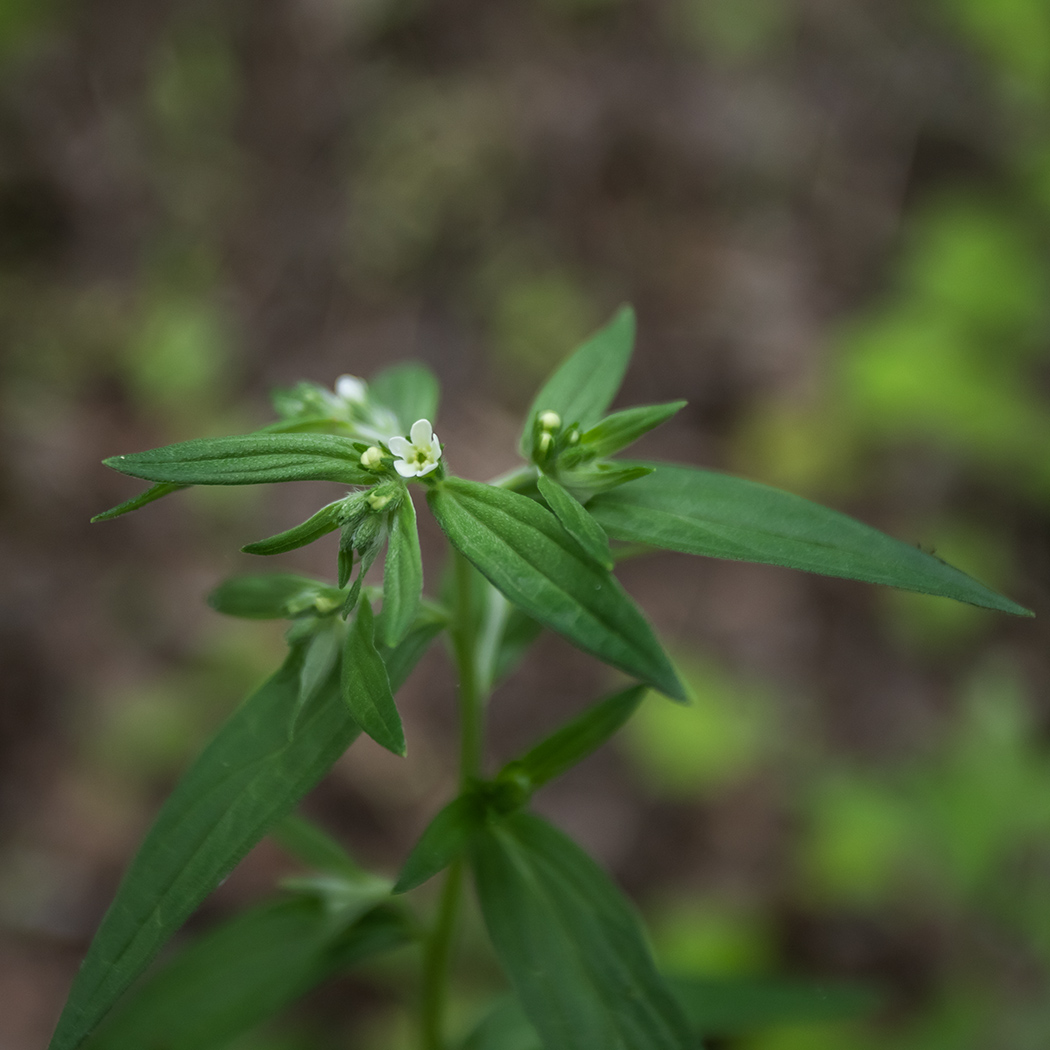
[419,550,488,1050]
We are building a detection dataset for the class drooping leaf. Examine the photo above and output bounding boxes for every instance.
[669,975,882,1035]
[498,685,646,794]
[589,463,1032,616]
[428,479,686,701]
[537,473,613,569]
[298,619,342,710]
[520,306,636,454]
[471,811,693,1050]
[241,499,348,556]
[103,433,372,487]
[342,596,405,756]
[91,482,188,523]
[47,647,361,1050]
[370,361,440,433]
[393,794,485,894]
[377,493,424,647]
[207,574,343,620]
[87,900,409,1050]
[568,401,687,462]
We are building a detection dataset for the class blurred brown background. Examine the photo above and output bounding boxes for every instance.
[1,0,1049,1047]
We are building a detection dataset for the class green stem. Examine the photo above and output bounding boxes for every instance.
[419,550,490,1050]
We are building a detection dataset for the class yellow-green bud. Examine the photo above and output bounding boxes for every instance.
[360,446,384,469]
[367,491,393,511]
[538,410,561,431]
[538,432,553,454]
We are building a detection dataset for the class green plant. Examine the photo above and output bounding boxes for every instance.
[49,307,1030,1050]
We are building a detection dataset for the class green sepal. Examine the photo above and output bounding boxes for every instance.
[241,499,349,556]
[428,478,686,701]
[537,473,613,569]
[91,482,187,523]
[470,810,694,1050]
[342,596,406,756]
[207,574,344,620]
[377,492,423,647]
[497,685,646,795]
[393,793,485,894]
[520,306,636,456]
[84,898,409,1050]
[47,644,361,1050]
[563,401,687,463]
[589,462,1033,616]
[370,361,440,433]
[103,433,372,487]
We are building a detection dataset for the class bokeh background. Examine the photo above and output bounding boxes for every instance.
[1,0,1049,1047]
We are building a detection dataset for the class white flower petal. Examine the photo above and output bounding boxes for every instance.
[428,433,442,458]
[410,418,433,446]
[393,459,418,478]
[416,460,439,476]
[387,436,412,458]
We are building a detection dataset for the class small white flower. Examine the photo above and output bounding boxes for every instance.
[387,419,442,478]
[335,374,367,404]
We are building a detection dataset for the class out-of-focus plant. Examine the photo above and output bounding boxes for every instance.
[44,309,1029,1050]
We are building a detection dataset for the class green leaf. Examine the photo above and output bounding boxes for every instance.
[393,794,485,894]
[378,600,448,693]
[561,461,654,501]
[241,500,347,555]
[370,361,440,433]
[377,493,424,647]
[270,814,363,877]
[499,685,646,793]
[428,479,686,701]
[47,646,361,1050]
[103,434,372,487]
[537,473,613,569]
[459,996,542,1050]
[491,607,544,687]
[207,574,344,619]
[589,463,1033,616]
[342,596,405,756]
[298,619,342,709]
[91,482,188,523]
[87,900,409,1050]
[569,401,687,462]
[669,975,881,1035]
[521,306,636,453]
[471,811,693,1050]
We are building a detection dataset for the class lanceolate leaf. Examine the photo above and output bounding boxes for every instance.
[428,479,686,702]
[570,401,687,462]
[342,596,405,756]
[393,794,485,894]
[520,306,636,453]
[499,685,646,793]
[87,900,409,1050]
[47,648,361,1050]
[377,493,424,647]
[91,482,187,523]
[370,361,440,433]
[241,500,347,556]
[589,463,1032,616]
[471,811,693,1050]
[537,473,613,570]
[103,434,372,487]
[378,601,448,693]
